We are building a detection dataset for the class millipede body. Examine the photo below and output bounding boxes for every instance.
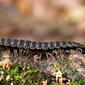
[0,38,85,75]
[0,38,85,53]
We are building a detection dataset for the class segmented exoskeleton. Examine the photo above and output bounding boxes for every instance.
[0,38,85,52]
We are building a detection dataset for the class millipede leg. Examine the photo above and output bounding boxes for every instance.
[19,49,23,56]
[22,49,27,55]
[58,49,64,57]
[0,47,3,54]
[47,52,54,58]
[57,49,60,55]
[13,49,19,57]
[5,49,11,55]
[53,50,58,56]
[23,49,31,57]
[53,50,59,59]
[46,53,49,60]
[22,49,27,56]
[39,53,42,61]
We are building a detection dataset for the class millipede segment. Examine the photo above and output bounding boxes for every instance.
[54,42,61,49]
[11,39,19,47]
[0,38,6,45]
[5,39,12,46]
[30,41,37,50]
[24,40,31,49]
[36,42,42,50]
[48,42,55,49]
[66,41,73,48]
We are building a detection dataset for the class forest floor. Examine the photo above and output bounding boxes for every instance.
[0,49,85,85]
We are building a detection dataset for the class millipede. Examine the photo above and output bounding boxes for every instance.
[0,38,84,60]
[0,38,85,52]
[0,38,85,74]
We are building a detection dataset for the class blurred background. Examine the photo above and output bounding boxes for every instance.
[0,0,85,44]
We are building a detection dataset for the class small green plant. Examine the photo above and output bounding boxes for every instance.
[0,62,46,85]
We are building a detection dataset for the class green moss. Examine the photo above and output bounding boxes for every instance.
[0,62,46,85]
